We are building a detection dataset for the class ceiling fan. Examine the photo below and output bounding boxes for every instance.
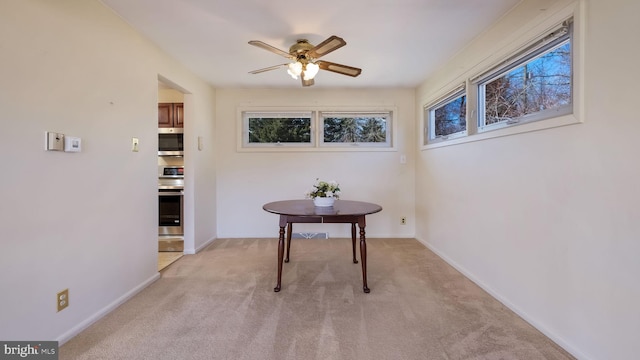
[248,35,362,87]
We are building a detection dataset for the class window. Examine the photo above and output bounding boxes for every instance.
[421,15,578,149]
[320,112,391,147]
[424,86,466,144]
[242,111,313,147]
[475,19,573,131]
[239,109,395,151]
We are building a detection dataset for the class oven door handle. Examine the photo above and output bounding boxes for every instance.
[159,191,184,196]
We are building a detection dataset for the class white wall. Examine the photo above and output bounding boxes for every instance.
[0,0,216,342]
[215,88,416,238]
[415,0,640,359]
[158,88,185,103]
[185,89,217,254]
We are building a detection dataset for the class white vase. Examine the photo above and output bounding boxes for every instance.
[313,197,335,207]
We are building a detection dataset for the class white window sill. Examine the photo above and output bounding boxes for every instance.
[421,113,581,150]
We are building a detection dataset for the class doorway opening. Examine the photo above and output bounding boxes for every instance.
[157,79,186,270]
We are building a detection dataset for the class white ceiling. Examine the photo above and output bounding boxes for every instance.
[100,0,522,89]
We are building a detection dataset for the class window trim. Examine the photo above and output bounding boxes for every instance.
[420,0,584,151]
[424,84,467,145]
[474,20,573,133]
[237,107,397,152]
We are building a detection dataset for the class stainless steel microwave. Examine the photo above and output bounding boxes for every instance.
[158,128,184,156]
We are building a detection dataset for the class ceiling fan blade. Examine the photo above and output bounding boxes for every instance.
[248,64,287,74]
[248,40,293,59]
[307,35,347,59]
[301,78,314,87]
[317,61,362,77]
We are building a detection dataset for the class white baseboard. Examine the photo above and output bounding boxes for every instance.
[414,236,588,360]
[184,236,216,254]
[56,273,161,346]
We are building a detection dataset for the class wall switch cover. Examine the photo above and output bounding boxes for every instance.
[46,132,64,151]
[132,137,139,152]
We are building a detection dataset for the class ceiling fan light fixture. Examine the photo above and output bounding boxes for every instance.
[287,62,302,79]
[303,62,319,80]
[249,35,361,86]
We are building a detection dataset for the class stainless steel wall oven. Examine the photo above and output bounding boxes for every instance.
[158,166,184,236]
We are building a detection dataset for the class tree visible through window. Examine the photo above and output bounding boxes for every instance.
[435,96,466,136]
[241,110,393,149]
[322,114,389,144]
[422,18,575,147]
[479,21,572,128]
[247,115,311,144]
[424,86,467,143]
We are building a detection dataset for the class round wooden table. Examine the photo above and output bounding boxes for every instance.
[263,199,382,293]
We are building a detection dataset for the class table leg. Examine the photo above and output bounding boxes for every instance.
[351,223,358,264]
[274,225,285,292]
[285,222,292,263]
[359,222,370,293]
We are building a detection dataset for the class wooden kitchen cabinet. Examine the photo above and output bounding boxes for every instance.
[158,103,184,128]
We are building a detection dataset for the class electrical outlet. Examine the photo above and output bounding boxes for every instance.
[401,217,407,225]
[57,289,69,312]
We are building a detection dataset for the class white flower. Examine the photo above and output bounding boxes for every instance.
[305,178,341,199]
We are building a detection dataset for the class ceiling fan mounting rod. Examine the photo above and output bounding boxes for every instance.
[290,39,314,57]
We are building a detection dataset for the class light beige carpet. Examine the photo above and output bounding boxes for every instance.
[60,238,575,360]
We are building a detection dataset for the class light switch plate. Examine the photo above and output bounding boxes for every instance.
[46,132,64,151]
[132,137,139,152]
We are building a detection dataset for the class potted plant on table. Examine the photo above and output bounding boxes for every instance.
[305,178,340,207]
